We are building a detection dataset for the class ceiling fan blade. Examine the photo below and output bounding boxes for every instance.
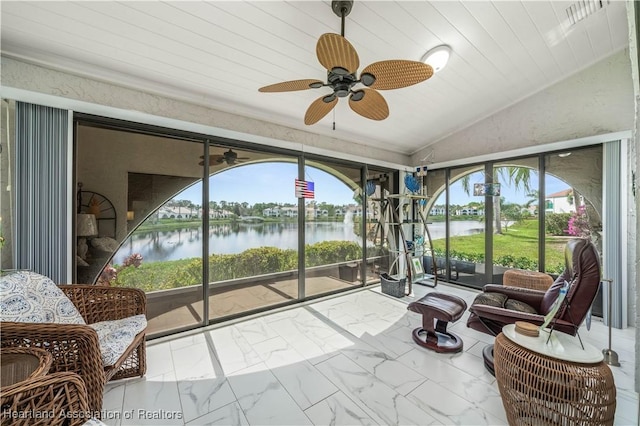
[316,33,359,74]
[259,79,324,92]
[348,89,389,121]
[199,158,224,166]
[361,60,433,90]
[304,95,338,125]
[199,154,224,160]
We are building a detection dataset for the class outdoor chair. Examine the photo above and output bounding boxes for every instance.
[1,271,147,415]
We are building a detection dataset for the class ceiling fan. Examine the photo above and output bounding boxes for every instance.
[199,149,249,166]
[258,0,434,125]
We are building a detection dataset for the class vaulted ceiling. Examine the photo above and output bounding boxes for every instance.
[1,1,630,155]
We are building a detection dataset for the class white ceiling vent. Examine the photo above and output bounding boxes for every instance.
[566,0,610,26]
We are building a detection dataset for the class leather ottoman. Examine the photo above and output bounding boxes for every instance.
[407,292,467,353]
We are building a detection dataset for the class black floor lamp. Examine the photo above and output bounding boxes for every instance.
[601,278,620,367]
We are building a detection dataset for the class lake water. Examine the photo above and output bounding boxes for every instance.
[113,220,484,264]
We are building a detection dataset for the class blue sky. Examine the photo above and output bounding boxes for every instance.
[179,163,358,206]
[178,163,570,207]
[446,171,568,205]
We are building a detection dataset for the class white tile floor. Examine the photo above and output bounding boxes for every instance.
[103,283,639,425]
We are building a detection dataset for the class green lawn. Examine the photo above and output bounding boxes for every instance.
[432,219,567,273]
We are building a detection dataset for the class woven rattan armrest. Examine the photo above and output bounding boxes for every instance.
[1,321,106,413]
[1,372,91,426]
[60,285,146,324]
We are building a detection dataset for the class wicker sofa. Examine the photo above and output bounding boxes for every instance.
[1,271,147,415]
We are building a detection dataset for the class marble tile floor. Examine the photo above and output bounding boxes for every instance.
[103,282,639,425]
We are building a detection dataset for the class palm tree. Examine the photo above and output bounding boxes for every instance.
[461,167,533,234]
[524,189,539,216]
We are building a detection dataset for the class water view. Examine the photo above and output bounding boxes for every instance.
[113,220,484,264]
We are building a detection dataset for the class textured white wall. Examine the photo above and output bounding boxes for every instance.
[412,49,634,165]
[0,57,409,168]
[627,0,640,395]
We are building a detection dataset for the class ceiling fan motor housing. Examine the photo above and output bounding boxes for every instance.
[327,70,358,100]
[258,0,433,124]
[331,0,353,18]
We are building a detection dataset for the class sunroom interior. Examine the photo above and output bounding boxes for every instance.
[1,1,639,425]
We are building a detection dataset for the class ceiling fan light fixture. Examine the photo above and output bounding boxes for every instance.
[350,90,365,102]
[360,72,375,87]
[323,93,337,103]
[421,44,452,73]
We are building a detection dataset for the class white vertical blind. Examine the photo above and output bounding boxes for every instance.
[602,140,623,328]
[15,101,70,283]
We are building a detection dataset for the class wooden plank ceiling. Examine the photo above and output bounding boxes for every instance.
[1,1,629,154]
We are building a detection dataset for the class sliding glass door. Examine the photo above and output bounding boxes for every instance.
[206,147,300,321]
[492,157,540,283]
[300,160,364,297]
[76,123,205,336]
[445,165,486,287]
[544,146,603,314]
[424,146,605,293]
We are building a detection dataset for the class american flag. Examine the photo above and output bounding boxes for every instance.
[295,179,315,199]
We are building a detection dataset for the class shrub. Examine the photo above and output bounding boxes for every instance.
[305,240,361,266]
[113,240,360,291]
[545,213,571,236]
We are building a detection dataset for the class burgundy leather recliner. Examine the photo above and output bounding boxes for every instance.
[467,238,601,337]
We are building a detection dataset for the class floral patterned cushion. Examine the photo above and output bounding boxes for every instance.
[0,271,85,324]
[89,314,147,366]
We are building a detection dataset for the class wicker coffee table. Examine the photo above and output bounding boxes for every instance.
[494,325,616,425]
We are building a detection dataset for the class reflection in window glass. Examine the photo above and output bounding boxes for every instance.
[0,99,15,271]
[544,147,603,318]
[76,124,204,337]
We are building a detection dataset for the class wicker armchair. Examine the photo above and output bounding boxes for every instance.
[1,285,147,415]
[1,372,90,426]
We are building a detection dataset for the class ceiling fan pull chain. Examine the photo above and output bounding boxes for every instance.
[333,109,336,130]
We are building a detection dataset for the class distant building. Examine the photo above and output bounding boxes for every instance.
[281,207,297,218]
[454,206,484,216]
[431,206,446,216]
[262,207,281,217]
[158,206,197,219]
[545,189,576,214]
